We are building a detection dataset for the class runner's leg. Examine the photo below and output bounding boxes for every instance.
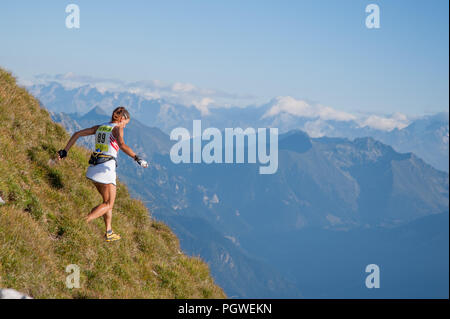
[102,185,116,232]
[86,182,111,222]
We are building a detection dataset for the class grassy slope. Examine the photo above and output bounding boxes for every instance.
[0,69,226,299]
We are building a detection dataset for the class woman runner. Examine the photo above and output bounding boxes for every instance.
[57,106,148,242]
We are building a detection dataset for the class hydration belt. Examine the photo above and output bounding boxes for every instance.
[89,152,117,167]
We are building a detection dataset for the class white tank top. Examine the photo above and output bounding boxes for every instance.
[94,122,119,158]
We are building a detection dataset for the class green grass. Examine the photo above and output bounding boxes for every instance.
[0,68,226,299]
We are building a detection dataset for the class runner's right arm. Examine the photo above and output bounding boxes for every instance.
[57,125,99,160]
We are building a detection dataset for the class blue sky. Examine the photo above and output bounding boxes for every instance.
[0,0,448,115]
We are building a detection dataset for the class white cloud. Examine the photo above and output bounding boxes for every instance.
[262,96,356,122]
[317,105,356,121]
[263,97,312,118]
[192,97,214,116]
[359,113,410,131]
[304,119,328,137]
[261,96,413,133]
[172,82,197,93]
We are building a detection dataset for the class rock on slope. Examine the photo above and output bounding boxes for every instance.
[0,288,32,299]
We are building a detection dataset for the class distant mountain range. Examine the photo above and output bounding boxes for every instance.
[28,81,449,172]
[48,105,449,298]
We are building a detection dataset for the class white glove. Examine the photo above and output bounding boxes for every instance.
[138,159,148,168]
[135,155,148,168]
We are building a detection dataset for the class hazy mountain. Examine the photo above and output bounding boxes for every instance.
[369,113,449,172]
[49,106,449,298]
[169,130,448,234]
[307,113,449,173]
[29,82,448,172]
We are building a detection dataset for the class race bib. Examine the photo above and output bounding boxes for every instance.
[95,125,112,152]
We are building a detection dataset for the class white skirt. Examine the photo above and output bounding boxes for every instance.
[86,160,117,186]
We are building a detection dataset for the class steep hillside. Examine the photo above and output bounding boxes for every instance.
[0,69,225,299]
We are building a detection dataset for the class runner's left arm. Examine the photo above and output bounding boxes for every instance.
[115,126,148,168]
[114,126,136,159]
